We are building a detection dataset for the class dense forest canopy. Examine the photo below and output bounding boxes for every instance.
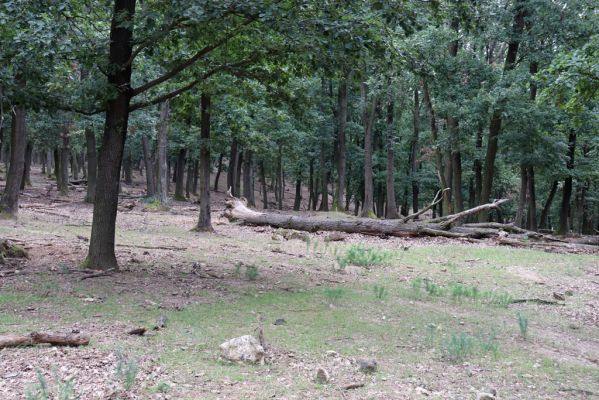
[0,0,597,270]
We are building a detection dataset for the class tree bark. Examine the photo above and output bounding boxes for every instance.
[385,95,399,219]
[0,332,89,349]
[20,141,33,189]
[526,165,537,231]
[259,160,268,209]
[539,180,557,230]
[410,89,420,214]
[227,138,238,195]
[122,146,132,184]
[360,82,377,218]
[214,153,224,191]
[479,0,525,222]
[234,150,242,198]
[243,149,254,206]
[333,77,348,211]
[59,126,70,195]
[157,101,170,206]
[293,178,302,211]
[174,148,186,200]
[0,106,26,215]
[141,134,155,197]
[277,145,283,210]
[558,131,576,235]
[318,142,328,211]
[515,164,528,228]
[196,94,213,231]
[86,0,136,270]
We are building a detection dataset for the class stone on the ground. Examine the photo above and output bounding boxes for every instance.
[357,358,377,373]
[324,232,346,242]
[476,392,496,400]
[220,335,264,363]
[273,318,286,325]
[314,367,330,383]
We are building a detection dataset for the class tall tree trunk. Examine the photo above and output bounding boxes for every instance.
[227,138,238,194]
[385,95,399,219]
[71,150,79,181]
[41,150,47,175]
[192,160,199,195]
[0,106,26,215]
[318,143,328,211]
[54,148,60,184]
[141,134,155,197]
[410,89,420,214]
[214,153,224,191]
[122,147,132,184]
[293,177,302,211]
[473,126,483,207]
[20,141,33,189]
[243,149,254,206]
[259,160,268,209]
[360,82,377,218]
[558,131,576,235]
[333,77,348,211]
[515,164,528,228]
[157,101,170,206]
[277,145,283,210]
[421,80,450,214]
[174,148,186,200]
[86,0,136,270]
[526,165,537,231]
[234,151,242,198]
[448,17,463,213]
[479,1,526,222]
[185,156,193,198]
[196,94,213,231]
[539,180,557,230]
[59,126,70,195]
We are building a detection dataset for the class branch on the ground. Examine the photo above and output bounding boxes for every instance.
[0,332,90,349]
[511,298,564,305]
[80,268,115,280]
[427,199,510,229]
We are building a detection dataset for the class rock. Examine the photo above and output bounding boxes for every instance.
[415,386,430,396]
[273,318,286,326]
[553,292,566,301]
[476,392,496,400]
[357,358,377,374]
[314,367,330,384]
[324,232,347,242]
[153,315,168,330]
[220,335,264,363]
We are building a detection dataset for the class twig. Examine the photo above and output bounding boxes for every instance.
[116,244,186,251]
[511,298,563,305]
[402,188,449,223]
[343,383,365,390]
[80,268,115,280]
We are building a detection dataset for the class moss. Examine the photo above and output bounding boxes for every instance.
[0,241,28,258]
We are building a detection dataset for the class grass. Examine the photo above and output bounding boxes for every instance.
[336,244,392,269]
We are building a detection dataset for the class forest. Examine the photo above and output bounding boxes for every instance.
[0,1,598,399]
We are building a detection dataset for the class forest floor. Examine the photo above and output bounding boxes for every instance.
[0,169,598,399]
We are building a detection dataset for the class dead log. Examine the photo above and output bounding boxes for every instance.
[0,332,90,349]
[223,193,509,239]
[427,199,510,229]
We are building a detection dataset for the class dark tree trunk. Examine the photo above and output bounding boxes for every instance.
[473,126,483,207]
[0,106,26,215]
[192,160,199,195]
[318,143,328,211]
[410,89,420,214]
[308,158,314,210]
[41,151,47,175]
[479,1,525,222]
[122,147,132,184]
[526,165,537,231]
[539,180,557,230]
[259,160,268,209]
[141,134,155,197]
[277,145,283,210]
[558,131,576,235]
[447,17,463,213]
[196,94,213,231]
[385,96,399,219]
[71,150,79,181]
[46,149,53,177]
[214,153,224,191]
[20,141,33,189]
[174,148,186,200]
[227,138,238,195]
[86,0,136,270]
[293,178,302,211]
[422,80,450,214]
[157,101,170,205]
[54,148,60,184]
[243,149,254,206]
[185,156,193,198]
[360,82,377,218]
[334,77,348,211]
[59,126,70,195]
[234,151,243,198]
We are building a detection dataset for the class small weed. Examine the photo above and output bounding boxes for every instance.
[115,350,139,391]
[323,287,345,304]
[233,262,242,277]
[336,245,392,268]
[443,333,475,362]
[152,382,171,393]
[25,370,76,400]
[517,313,528,338]
[410,278,422,295]
[424,280,445,296]
[245,265,259,281]
[373,285,388,300]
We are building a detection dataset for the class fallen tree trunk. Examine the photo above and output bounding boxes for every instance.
[224,193,513,239]
[0,332,90,349]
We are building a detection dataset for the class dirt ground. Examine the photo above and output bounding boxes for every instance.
[1,169,598,399]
